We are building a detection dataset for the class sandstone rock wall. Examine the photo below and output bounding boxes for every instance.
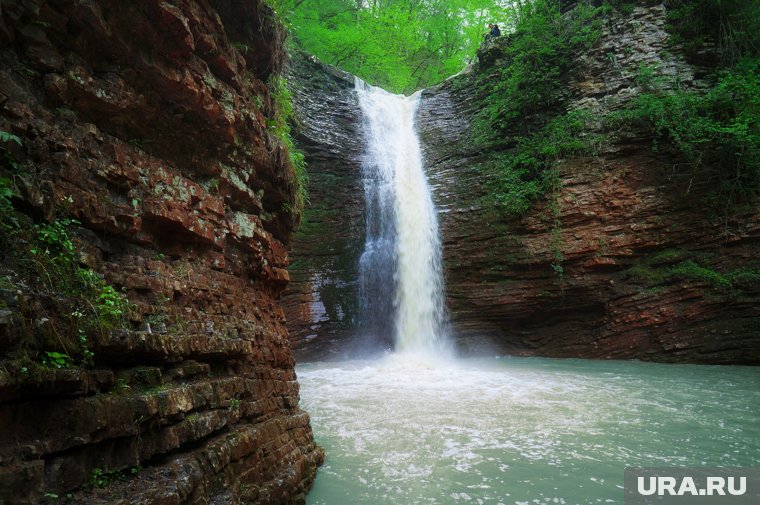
[0,1,321,503]
[281,54,366,361]
[416,3,760,363]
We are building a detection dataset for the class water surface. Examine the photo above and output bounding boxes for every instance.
[299,356,760,505]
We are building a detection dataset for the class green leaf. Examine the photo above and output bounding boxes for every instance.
[0,130,21,146]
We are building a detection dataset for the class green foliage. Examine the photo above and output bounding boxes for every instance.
[88,468,110,489]
[669,260,731,289]
[467,0,607,232]
[113,378,131,393]
[665,0,760,65]
[627,250,759,292]
[127,138,143,149]
[42,351,73,369]
[78,329,95,367]
[609,58,760,210]
[269,75,309,212]
[1,204,131,366]
[76,268,129,322]
[32,219,130,357]
[649,248,689,264]
[0,177,13,202]
[282,0,508,93]
[33,219,78,259]
[0,177,18,230]
[728,269,760,290]
[634,62,667,91]
[472,0,606,143]
[87,467,141,489]
[606,1,634,15]
[231,41,252,53]
[1,129,23,172]
[0,130,21,146]
[483,110,599,216]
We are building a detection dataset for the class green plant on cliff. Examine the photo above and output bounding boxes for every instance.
[482,110,600,216]
[595,0,760,216]
[268,75,309,213]
[1,202,131,368]
[626,250,760,293]
[669,260,732,289]
[469,1,606,218]
[33,218,130,339]
[608,58,760,213]
[665,0,760,65]
[471,0,606,145]
[1,130,23,176]
[0,130,21,148]
[41,351,74,369]
[87,466,141,489]
[0,177,18,230]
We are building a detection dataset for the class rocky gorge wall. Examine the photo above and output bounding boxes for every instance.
[416,2,760,364]
[281,54,367,361]
[0,1,321,503]
[284,3,760,364]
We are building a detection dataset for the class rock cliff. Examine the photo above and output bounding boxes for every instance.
[0,1,321,503]
[281,54,367,361]
[284,3,760,364]
[416,3,760,364]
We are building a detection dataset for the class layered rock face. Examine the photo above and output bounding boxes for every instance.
[281,54,366,361]
[285,3,760,364]
[416,3,760,364]
[0,1,321,503]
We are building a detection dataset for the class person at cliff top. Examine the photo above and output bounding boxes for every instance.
[484,23,501,42]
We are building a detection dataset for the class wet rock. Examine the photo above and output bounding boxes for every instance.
[281,52,367,360]
[0,0,321,503]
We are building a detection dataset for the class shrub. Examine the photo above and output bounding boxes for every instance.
[472,0,606,144]
[469,1,607,217]
[665,0,760,65]
[1,129,23,171]
[1,207,131,367]
[268,75,309,213]
[669,260,731,289]
[483,110,600,216]
[608,58,760,211]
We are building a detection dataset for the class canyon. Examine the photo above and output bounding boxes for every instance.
[1,1,758,503]
[284,3,760,364]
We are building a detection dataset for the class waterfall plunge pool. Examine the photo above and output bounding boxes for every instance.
[298,355,760,505]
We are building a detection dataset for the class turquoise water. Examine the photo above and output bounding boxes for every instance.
[298,356,760,505]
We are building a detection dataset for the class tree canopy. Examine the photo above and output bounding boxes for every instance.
[277,0,512,93]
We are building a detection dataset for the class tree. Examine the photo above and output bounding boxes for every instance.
[281,0,510,93]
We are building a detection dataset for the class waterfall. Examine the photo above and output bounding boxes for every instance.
[355,78,448,356]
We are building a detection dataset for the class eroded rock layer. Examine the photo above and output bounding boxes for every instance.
[416,3,760,363]
[0,1,322,503]
[281,54,366,361]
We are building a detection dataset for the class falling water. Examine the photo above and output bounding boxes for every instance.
[355,79,447,356]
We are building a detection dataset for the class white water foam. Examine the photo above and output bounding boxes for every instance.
[300,356,760,505]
